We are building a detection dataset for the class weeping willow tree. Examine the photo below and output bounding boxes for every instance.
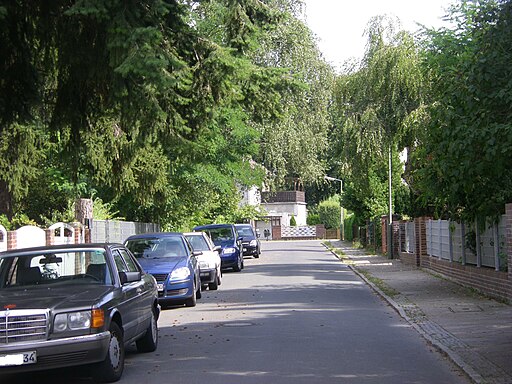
[331,16,427,228]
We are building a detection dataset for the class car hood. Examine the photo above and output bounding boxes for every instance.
[0,285,117,311]
[136,256,187,274]
[196,251,220,263]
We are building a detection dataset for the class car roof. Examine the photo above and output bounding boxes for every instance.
[234,224,252,228]
[193,224,234,229]
[183,232,203,236]
[0,243,121,257]
[125,232,183,240]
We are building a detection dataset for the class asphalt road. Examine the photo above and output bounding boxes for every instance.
[4,240,470,384]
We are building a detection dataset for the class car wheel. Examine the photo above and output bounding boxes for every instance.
[92,322,124,383]
[135,309,158,353]
[241,256,245,270]
[185,282,197,307]
[253,251,260,259]
[208,271,219,290]
[233,256,242,272]
[196,280,202,299]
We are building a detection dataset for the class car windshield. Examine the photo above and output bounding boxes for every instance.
[0,249,113,289]
[125,238,186,259]
[236,226,255,237]
[184,235,210,252]
[203,228,234,245]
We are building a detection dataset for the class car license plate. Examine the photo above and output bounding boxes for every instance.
[0,351,37,366]
[157,283,164,292]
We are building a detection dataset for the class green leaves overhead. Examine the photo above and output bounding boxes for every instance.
[0,0,332,228]
[415,0,512,222]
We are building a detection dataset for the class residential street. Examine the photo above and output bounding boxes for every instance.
[3,240,470,384]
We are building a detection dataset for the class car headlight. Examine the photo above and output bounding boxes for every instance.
[170,267,191,281]
[54,311,91,332]
[199,261,209,269]
[249,240,258,246]
[223,247,236,255]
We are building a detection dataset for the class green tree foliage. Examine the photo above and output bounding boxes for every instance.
[330,16,426,222]
[0,0,333,229]
[318,196,341,229]
[414,0,512,222]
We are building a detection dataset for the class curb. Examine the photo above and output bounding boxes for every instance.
[323,243,511,384]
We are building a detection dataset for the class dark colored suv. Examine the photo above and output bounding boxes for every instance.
[235,224,261,258]
[193,224,244,272]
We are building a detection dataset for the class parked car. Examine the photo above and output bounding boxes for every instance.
[0,243,159,383]
[124,232,202,307]
[193,224,244,272]
[235,224,261,258]
[183,232,222,290]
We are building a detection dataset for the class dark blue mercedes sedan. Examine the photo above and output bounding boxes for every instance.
[124,233,202,308]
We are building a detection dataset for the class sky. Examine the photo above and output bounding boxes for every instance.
[302,0,453,70]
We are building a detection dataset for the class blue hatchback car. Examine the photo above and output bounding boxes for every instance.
[193,224,244,272]
[124,232,202,307]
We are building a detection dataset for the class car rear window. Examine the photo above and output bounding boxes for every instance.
[126,237,186,259]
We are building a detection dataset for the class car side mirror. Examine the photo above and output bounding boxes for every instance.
[119,271,141,284]
[192,251,203,257]
[213,246,221,252]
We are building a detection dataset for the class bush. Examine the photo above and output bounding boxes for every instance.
[307,213,321,225]
[318,199,341,229]
[290,215,297,226]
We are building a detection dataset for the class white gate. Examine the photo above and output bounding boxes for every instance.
[49,222,75,245]
[16,225,45,249]
[0,224,6,252]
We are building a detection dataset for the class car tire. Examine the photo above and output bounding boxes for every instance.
[185,282,197,307]
[93,322,124,383]
[208,271,219,290]
[196,280,202,299]
[233,256,242,272]
[135,309,158,353]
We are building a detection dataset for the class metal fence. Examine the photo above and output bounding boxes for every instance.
[90,220,160,244]
[426,217,507,272]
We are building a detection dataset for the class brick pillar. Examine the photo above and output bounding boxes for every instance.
[415,217,429,268]
[45,229,54,246]
[272,226,281,240]
[381,215,388,254]
[7,231,17,250]
[73,223,82,244]
[84,228,91,243]
[316,224,326,239]
[506,204,512,282]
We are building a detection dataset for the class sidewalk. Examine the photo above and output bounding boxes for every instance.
[327,240,512,384]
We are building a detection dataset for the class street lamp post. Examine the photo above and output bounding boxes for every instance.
[325,176,344,241]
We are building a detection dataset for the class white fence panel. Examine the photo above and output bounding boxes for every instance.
[405,222,415,253]
[0,224,6,252]
[49,222,75,245]
[281,226,317,238]
[427,220,451,260]
[427,216,507,270]
[16,225,45,249]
